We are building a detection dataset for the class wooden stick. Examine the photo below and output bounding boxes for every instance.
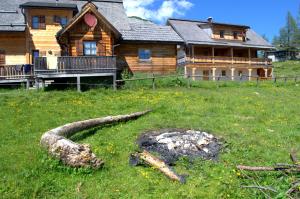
[41,110,151,169]
[130,150,186,183]
[290,150,299,165]
[241,185,278,193]
[237,165,300,172]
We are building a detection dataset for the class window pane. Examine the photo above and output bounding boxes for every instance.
[83,41,97,56]
[139,49,151,60]
[32,17,39,29]
[60,17,68,26]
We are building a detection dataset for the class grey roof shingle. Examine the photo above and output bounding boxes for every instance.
[19,2,78,10]
[121,17,183,43]
[0,0,130,32]
[168,19,274,49]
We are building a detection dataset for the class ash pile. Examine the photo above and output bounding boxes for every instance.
[137,129,222,165]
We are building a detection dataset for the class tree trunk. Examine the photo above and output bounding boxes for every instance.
[41,110,151,169]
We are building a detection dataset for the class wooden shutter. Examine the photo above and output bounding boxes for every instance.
[39,16,46,29]
[75,40,83,56]
[0,50,5,65]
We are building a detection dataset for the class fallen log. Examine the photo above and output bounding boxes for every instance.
[130,150,186,183]
[41,110,151,169]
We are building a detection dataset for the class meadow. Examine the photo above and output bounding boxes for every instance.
[0,61,299,198]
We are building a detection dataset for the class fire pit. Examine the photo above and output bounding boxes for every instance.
[137,129,222,165]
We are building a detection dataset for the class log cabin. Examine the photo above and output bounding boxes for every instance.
[0,0,183,87]
[168,18,275,80]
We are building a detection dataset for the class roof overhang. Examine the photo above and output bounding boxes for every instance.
[20,2,78,11]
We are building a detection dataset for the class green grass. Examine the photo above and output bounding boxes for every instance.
[0,83,300,198]
[274,61,300,77]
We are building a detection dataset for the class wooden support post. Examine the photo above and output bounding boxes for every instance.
[35,78,39,90]
[231,68,235,81]
[184,66,187,78]
[212,47,215,64]
[152,74,155,90]
[26,79,30,90]
[264,68,268,78]
[113,74,117,91]
[77,76,81,92]
[187,75,191,88]
[248,69,252,81]
[231,47,234,64]
[41,80,45,90]
[212,68,216,81]
[192,68,196,81]
[192,45,195,63]
[248,48,251,65]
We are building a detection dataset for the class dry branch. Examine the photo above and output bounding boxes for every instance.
[290,150,299,165]
[237,165,300,172]
[41,110,151,169]
[241,185,278,193]
[130,150,186,183]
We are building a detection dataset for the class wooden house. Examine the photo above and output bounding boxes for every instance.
[168,18,275,80]
[0,0,183,86]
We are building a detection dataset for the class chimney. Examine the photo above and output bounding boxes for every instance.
[207,17,213,23]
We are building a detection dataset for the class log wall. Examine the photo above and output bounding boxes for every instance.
[116,44,177,73]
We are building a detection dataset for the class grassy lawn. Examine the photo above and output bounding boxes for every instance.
[274,61,300,77]
[0,82,300,198]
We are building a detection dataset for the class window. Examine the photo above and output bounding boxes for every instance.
[233,31,238,39]
[138,49,151,61]
[32,16,45,29]
[83,41,97,56]
[220,30,225,39]
[238,71,243,77]
[32,50,39,64]
[221,70,226,77]
[60,17,68,26]
[54,16,68,26]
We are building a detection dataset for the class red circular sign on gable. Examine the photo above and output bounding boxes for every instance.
[84,13,98,28]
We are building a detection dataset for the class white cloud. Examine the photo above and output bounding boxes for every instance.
[123,0,193,23]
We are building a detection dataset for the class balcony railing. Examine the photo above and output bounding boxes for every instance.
[0,65,33,80]
[34,56,117,75]
[186,56,272,65]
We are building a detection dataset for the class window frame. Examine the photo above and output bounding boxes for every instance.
[219,30,225,39]
[32,50,40,64]
[233,31,238,39]
[83,41,97,56]
[32,16,46,30]
[138,49,152,62]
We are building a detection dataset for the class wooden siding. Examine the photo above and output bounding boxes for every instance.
[65,16,114,56]
[0,33,26,65]
[25,9,74,63]
[117,44,177,73]
[212,25,246,41]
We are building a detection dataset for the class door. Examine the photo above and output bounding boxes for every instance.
[203,70,209,80]
[0,50,5,65]
[32,50,40,64]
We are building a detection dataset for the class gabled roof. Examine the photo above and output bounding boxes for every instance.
[0,0,130,32]
[121,17,183,43]
[57,2,121,38]
[168,18,274,49]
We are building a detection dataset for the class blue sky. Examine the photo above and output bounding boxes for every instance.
[124,0,300,42]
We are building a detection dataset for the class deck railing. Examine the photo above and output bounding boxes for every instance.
[34,56,117,74]
[0,65,33,80]
[186,56,272,65]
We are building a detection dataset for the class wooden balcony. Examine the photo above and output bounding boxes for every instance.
[34,56,117,75]
[186,56,272,66]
